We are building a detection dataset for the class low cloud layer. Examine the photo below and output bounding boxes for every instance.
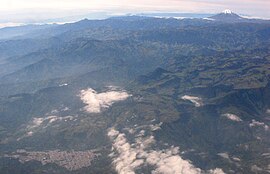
[108,128,225,174]
[80,88,131,113]
[181,95,203,107]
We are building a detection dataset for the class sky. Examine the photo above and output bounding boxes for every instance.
[0,0,269,27]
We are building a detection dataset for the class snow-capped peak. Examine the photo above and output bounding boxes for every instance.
[222,9,233,14]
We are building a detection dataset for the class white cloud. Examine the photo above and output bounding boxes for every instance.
[232,157,241,162]
[59,83,68,87]
[249,119,269,131]
[79,88,131,113]
[28,115,74,129]
[209,168,226,174]
[27,131,34,136]
[17,115,74,141]
[0,22,24,28]
[108,128,142,174]
[222,113,242,122]
[181,95,203,107]
[108,128,224,174]
[62,107,70,111]
[26,116,74,135]
[251,165,263,173]
[149,122,163,131]
[217,152,242,167]
[149,148,201,174]
[217,152,230,160]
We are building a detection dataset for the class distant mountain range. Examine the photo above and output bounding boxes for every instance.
[0,10,269,40]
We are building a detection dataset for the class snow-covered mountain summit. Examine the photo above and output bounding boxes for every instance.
[209,9,244,22]
[222,9,233,14]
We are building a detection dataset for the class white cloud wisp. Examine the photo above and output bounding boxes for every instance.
[181,95,203,107]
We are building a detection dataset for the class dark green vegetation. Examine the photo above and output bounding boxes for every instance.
[0,12,270,173]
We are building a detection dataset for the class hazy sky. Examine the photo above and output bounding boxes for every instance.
[0,0,270,26]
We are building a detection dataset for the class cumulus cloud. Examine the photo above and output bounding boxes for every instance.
[222,113,242,122]
[80,88,131,113]
[108,128,142,174]
[181,95,203,107]
[249,119,269,131]
[149,148,201,174]
[108,128,223,174]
